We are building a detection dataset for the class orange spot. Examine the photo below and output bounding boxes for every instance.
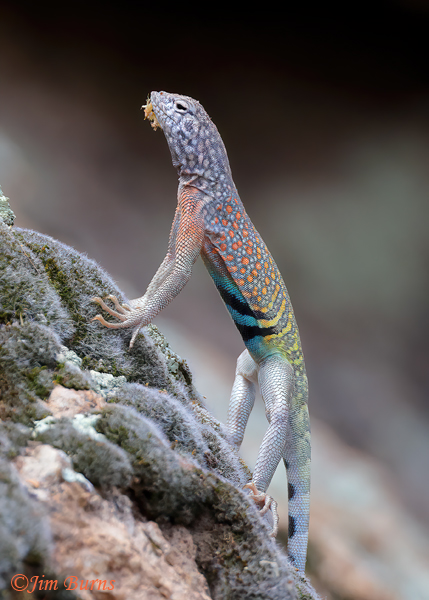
[242,290,251,298]
[252,269,258,276]
[271,271,276,279]
[262,287,267,295]
[222,219,228,226]
[248,240,253,246]
[241,257,249,265]
[220,243,227,251]
[214,217,219,224]
[229,230,235,238]
[226,205,233,213]
[238,240,243,247]
[275,284,280,291]
[240,268,246,274]
[252,287,258,296]
[256,262,262,270]
[247,275,253,283]
[226,255,234,261]
[230,265,237,272]
[234,198,238,203]
[243,230,248,237]
[258,296,262,302]
[238,279,245,286]
[232,242,238,250]
[236,212,241,219]
[217,205,222,210]
[220,234,226,241]
[265,277,270,285]
[264,261,269,269]
[233,221,239,229]
[246,247,253,255]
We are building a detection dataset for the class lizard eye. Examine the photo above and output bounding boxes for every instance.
[175,100,188,113]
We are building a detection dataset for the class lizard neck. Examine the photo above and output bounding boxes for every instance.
[178,172,235,200]
[167,128,234,200]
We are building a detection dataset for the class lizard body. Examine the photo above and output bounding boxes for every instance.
[93,91,310,572]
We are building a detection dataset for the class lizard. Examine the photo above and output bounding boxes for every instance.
[92,91,311,572]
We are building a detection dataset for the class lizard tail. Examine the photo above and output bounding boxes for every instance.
[284,398,311,573]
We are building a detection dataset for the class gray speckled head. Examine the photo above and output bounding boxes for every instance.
[150,91,233,194]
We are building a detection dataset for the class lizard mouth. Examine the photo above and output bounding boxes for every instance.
[142,98,161,130]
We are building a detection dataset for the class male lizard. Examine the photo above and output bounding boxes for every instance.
[92,91,311,572]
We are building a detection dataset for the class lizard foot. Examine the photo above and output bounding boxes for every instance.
[91,296,144,347]
[92,296,130,321]
[244,482,279,537]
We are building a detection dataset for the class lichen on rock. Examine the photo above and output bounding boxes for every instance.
[0,187,15,227]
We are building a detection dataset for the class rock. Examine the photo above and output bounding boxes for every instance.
[0,196,319,599]
[14,444,212,600]
[41,385,106,419]
[0,187,15,227]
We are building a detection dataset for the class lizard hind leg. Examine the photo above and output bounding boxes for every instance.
[245,354,294,537]
[227,351,280,535]
[227,349,258,448]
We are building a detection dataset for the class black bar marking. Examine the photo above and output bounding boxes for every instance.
[217,284,266,321]
[288,514,296,538]
[288,483,295,500]
[235,321,278,343]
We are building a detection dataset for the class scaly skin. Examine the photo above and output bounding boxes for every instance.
[92,91,310,572]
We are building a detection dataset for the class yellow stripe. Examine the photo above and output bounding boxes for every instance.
[268,284,281,310]
[259,298,287,327]
[264,310,294,341]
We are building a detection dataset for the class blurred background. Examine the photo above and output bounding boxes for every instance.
[0,2,428,597]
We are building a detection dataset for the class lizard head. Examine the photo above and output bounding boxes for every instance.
[147,91,232,190]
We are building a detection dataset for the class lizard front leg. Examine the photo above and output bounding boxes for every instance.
[92,252,176,342]
[92,189,205,347]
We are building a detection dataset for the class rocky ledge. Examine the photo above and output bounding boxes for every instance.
[0,188,318,600]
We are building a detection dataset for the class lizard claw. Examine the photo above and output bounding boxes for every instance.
[91,314,120,328]
[106,295,133,314]
[91,296,145,347]
[92,296,128,321]
[130,323,144,348]
[244,482,279,537]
